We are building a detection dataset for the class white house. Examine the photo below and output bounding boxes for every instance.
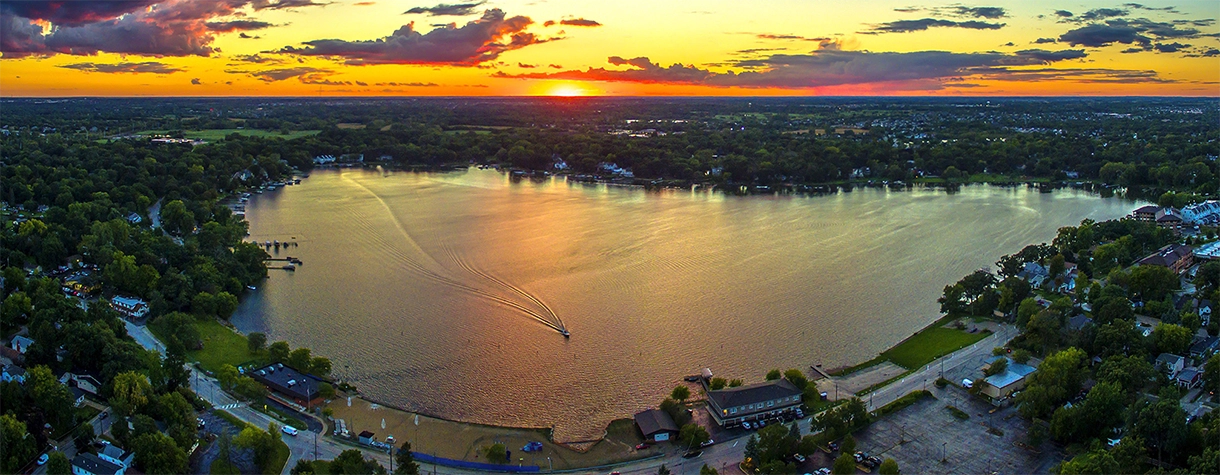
[109,296,149,320]
[9,335,34,354]
[72,453,124,475]
[1156,353,1186,379]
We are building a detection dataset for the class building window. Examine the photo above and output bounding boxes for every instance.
[730,408,737,414]
[768,401,774,407]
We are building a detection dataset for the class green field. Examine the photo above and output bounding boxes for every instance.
[881,327,988,370]
[150,318,265,374]
[135,129,321,140]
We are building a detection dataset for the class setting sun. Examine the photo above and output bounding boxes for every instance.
[545,83,593,97]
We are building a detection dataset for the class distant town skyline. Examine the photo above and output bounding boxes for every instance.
[2,0,1218,96]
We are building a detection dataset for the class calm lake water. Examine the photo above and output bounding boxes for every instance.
[231,168,1136,440]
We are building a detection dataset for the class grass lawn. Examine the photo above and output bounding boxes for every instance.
[268,439,290,475]
[135,129,321,140]
[187,319,265,374]
[210,459,241,474]
[881,326,988,370]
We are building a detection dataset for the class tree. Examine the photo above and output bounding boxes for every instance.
[1129,264,1179,302]
[310,357,332,377]
[700,464,719,475]
[744,435,759,462]
[161,339,190,392]
[214,291,239,319]
[234,424,283,472]
[841,434,857,455]
[395,441,420,475]
[483,443,507,463]
[1131,389,1190,463]
[783,369,808,389]
[46,452,71,475]
[680,423,710,448]
[319,382,336,400]
[0,414,35,474]
[766,369,782,380]
[878,458,899,475]
[1204,353,1220,393]
[1057,448,1119,474]
[984,357,1009,377]
[729,379,743,387]
[160,199,195,235]
[1096,355,1157,394]
[657,464,671,475]
[111,371,153,417]
[268,341,291,363]
[131,432,189,475]
[1016,347,1087,419]
[1152,323,1192,355]
[332,449,385,474]
[833,454,857,474]
[709,377,727,390]
[1049,254,1066,278]
[1017,298,1040,328]
[27,365,75,430]
[248,332,267,353]
[671,386,691,403]
[288,347,312,371]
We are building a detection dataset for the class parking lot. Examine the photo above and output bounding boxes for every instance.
[851,385,1062,474]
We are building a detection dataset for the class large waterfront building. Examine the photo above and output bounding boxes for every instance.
[705,379,803,427]
[249,363,324,407]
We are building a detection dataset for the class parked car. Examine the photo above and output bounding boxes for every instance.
[197,418,205,429]
[741,421,753,430]
[99,411,108,420]
[37,454,49,466]
[682,450,702,459]
[795,409,805,418]
[827,441,839,451]
[522,441,543,452]
[700,439,715,448]
[281,426,299,436]
[794,454,807,463]
[635,443,650,450]
[757,420,766,429]
[962,379,974,389]
[815,468,831,475]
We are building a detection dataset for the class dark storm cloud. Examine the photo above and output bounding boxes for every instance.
[206,20,276,32]
[404,2,484,16]
[191,77,202,84]
[1033,37,1057,44]
[58,61,183,74]
[559,18,601,27]
[1059,18,1207,48]
[892,6,1007,19]
[0,0,326,59]
[1153,42,1189,52]
[277,9,549,66]
[863,18,1005,34]
[1054,10,1074,18]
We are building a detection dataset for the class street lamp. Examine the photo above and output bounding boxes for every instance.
[942,442,948,462]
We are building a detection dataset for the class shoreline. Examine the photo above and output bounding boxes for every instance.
[218,168,1138,452]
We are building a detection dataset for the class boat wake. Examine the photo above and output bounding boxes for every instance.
[344,174,568,336]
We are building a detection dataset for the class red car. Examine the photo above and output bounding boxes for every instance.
[635,443,650,450]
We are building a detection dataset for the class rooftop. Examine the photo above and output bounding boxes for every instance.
[249,363,321,401]
[707,378,802,410]
[1138,244,1193,267]
[983,356,1037,389]
[633,408,678,436]
[72,453,123,475]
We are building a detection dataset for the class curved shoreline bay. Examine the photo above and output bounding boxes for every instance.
[231,168,1138,441]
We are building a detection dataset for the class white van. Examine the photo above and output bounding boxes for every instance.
[281,426,299,436]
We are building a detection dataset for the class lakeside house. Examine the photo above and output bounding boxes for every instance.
[633,409,679,442]
[249,363,324,407]
[1137,244,1195,274]
[72,452,125,475]
[705,379,803,428]
[980,356,1038,399]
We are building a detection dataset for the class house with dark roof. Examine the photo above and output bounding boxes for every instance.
[1189,336,1219,358]
[1132,205,1160,222]
[1,364,26,384]
[69,386,87,407]
[633,409,679,442]
[1017,262,1050,288]
[1155,208,1184,232]
[1176,367,1202,389]
[1138,244,1194,274]
[72,452,125,475]
[1156,353,1186,379]
[1065,315,1093,332]
[249,363,323,406]
[98,443,134,469]
[705,378,802,427]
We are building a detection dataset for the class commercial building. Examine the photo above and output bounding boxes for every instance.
[705,378,803,428]
[1138,244,1195,274]
[980,356,1038,400]
[249,363,323,406]
[109,296,149,320]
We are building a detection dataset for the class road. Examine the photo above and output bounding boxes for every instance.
[122,319,1018,475]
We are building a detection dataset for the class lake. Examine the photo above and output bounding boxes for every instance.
[231,168,1136,441]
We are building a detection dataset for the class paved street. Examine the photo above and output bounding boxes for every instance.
[120,319,1019,475]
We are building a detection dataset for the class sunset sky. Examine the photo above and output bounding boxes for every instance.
[1,0,1218,96]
